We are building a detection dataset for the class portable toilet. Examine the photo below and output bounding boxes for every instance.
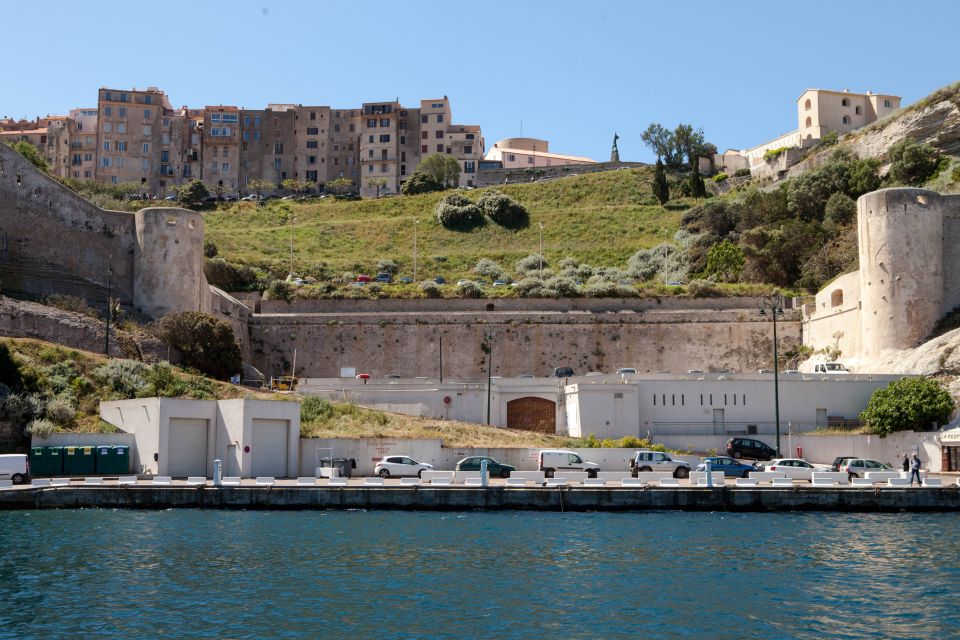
[63,446,96,475]
[29,446,63,476]
[95,445,129,474]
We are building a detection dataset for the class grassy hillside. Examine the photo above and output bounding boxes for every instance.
[204,167,693,282]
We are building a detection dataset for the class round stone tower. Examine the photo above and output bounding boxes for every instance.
[133,207,207,318]
[858,188,944,359]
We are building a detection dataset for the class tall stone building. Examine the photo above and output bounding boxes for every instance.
[67,108,99,181]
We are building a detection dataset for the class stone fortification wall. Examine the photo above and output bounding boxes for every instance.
[474,161,645,187]
[248,307,802,379]
[0,141,136,306]
[802,270,861,364]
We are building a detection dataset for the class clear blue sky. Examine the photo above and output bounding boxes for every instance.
[3,0,958,162]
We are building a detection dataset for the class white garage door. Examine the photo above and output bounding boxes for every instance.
[167,418,209,478]
[251,419,289,478]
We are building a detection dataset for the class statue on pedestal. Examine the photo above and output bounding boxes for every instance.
[611,132,620,163]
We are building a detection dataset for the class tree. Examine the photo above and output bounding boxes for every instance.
[859,377,955,437]
[153,312,242,380]
[478,190,528,228]
[689,165,707,199]
[641,123,679,164]
[247,178,274,203]
[435,193,483,229]
[703,239,745,282]
[12,141,48,172]
[823,192,857,230]
[327,177,353,196]
[888,138,939,186]
[175,179,209,210]
[367,177,387,198]
[420,153,461,188]
[400,170,443,195]
[652,159,670,204]
[673,123,707,166]
[281,178,313,197]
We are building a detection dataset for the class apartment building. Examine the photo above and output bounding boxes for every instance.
[359,100,406,198]
[327,107,361,188]
[95,87,177,193]
[237,105,296,193]
[292,105,330,189]
[202,105,241,194]
[67,108,98,180]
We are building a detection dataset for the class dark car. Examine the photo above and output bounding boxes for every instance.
[696,456,758,478]
[455,456,515,478]
[831,456,857,472]
[552,367,574,378]
[725,437,777,461]
[433,276,446,285]
[375,272,393,284]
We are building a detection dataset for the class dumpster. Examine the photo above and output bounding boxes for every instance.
[95,445,129,474]
[63,446,96,475]
[332,458,356,478]
[29,446,63,476]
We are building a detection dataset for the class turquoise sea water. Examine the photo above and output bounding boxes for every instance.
[1,510,958,639]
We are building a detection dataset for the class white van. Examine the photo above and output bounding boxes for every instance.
[538,450,600,478]
[814,362,850,374]
[0,454,30,484]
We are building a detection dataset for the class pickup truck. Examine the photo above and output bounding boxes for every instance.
[630,450,691,478]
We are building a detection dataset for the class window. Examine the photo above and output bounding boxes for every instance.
[466,133,475,140]
[160,132,168,143]
[84,152,92,161]
[401,151,406,161]
[400,136,405,145]
[307,127,318,135]
[805,116,812,127]
[103,141,111,151]
[274,143,283,154]
[274,158,281,170]
[380,118,390,127]
[437,144,443,152]
[144,109,151,119]
[104,106,112,116]
[421,115,428,123]
[804,99,811,110]
[884,99,892,108]
[333,157,339,166]
[422,145,428,153]
[306,170,317,181]
[116,141,126,151]
[507,154,516,162]
[243,131,249,141]
[435,130,443,139]
[143,125,151,136]
[464,145,472,154]
[842,116,850,124]
[212,127,220,136]
[527,156,534,164]
[104,122,112,133]
[347,158,354,165]
[400,164,406,175]
[308,155,316,164]
[422,131,428,139]
[368,135,374,143]
[367,119,377,128]
[348,142,353,151]
[334,123,341,132]
[103,91,112,101]
[399,120,406,130]
[367,164,373,173]
[379,134,390,143]
[144,95,152,104]
[118,106,126,118]
[142,143,149,153]
[306,140,318,149]
[436,114,444,123]
[101,157,111,168]
[244,115,251,126]
[381,164,388,173]
[368,149,374,158]
[253,131,260,140]
[192,133,200,145]
[254,116,261,127]
[309,111,316,120]
[223,148,229,158]
[141,159,149,171]
[464,161,475,173]
[349,124,355,132]
[855,106,861,115]
[222,162,230,172]
[446,147,451,154]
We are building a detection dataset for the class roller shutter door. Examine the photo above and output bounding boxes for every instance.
[167,418,208,478]
[251,419,289,477]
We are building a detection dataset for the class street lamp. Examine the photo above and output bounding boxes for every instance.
[538,222,544,278]
[759,293,785,457]
[482,332,493,425]
[288,216,297,278]
[413,219,420,282]
[104,260,113,358]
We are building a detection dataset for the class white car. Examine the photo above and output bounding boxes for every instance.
[839,458,891,478]
[617,368,637,375]
[763,458,829,481]
[374,455,433,478]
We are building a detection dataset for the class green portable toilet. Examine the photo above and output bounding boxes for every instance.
[29,446,63,476]
[63,446,96,475]
[95,445,129,475]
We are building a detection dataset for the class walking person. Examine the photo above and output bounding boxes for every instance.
[910,453,923,486]
[902,454,910,473]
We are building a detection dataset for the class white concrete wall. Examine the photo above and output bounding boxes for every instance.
[100,398,164,475]
[803,270,862,365]
[565,384,640,438]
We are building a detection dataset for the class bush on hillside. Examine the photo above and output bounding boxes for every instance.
[153,312,241,381]
[859,377,954,437]
[456,281,484,298]
[376,259,399,275]
[473,258,504,280]
[478,190,528,228]
[419,281,441,298]
[26,418,56,438]
[823,192,857,229]
[175,179,210,210]
[204,258,264,291]
[435,193,484,229]
[43,294,101,319]
[515,254,547,275]
[264,279,293,302]
[44,396,76,425]
[687,279,721,297]
[401,170,444,195]
[301,396,335,423]
[712,172,728,183]
[93,360,150,398]
[888,138,939,186]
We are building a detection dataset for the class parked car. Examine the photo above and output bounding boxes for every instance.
[492,280,510,286]
[726,437,777,461]
[839,458,891,478]
[164,194,178,201]
[696,456,758,478]
[552,367,574,378]
[456,279,471,286]
[374,455,433,478]
[433,276,446,285]
[814,362,850,374]
[538,450,599,478]
[630,450,690,478]
[763,458,828,481]
[756,369,774,374]
[617,368,638,375]
[375,272,393,284]
[355,274,372,283]
[398,277,413,284]
[830,456,858,472]
[355,373,371,380]
[585,371,604,377]
[455,456,515,478]
[0,454,29,484]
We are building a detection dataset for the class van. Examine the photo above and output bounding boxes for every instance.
[538,450,599,478]
[814,362,850,374]
[552,367,574,378]
[0,454,30,484]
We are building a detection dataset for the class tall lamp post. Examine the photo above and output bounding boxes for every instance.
[482,332,493,425]
[759,293,785,456]
[104,261,113,358]
[413,219,419,282]
[288,216,297,278]
[538,222,544,278]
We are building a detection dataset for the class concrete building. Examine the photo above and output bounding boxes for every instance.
[100,398,300,478]
[803,188,960,369]
[201,105,241,194]
[326,107,361,189]
[484,137,596,169]
[359,100,414,197]
[237,105,296,194]
[292,105,330,191]
[67,108,99,180]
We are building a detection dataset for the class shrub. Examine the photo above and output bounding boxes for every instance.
[0,343,24,390]
[175,179,210,210]
[153,312,242,380]
[419,281,441,298]
[860,377,954,437]
[45,396,76,425]
[93,360,149,398]
[400,170,444,195]
[687,279,721,297]
[265,279,293,302]
[888,138,939,186]
[1,393,45,426]
[301,396,335,423]
[456,281,484,298]
[515,254,547,274]
[764,147,790,160]
[542,276,580,298]
[582,281,638,298]
[734,168,751,178]
[823,192,857,228]
[711,172,728,183]
[478,190,528,227]
[203,240,218,258]
[376,259,399,275]
[702,240,745,282]
[818,131,840,147]
[204,258,263,291]
[26,418,56,439]
[473,258,504,280]
[514,277,545,297]
[435,193,484,229]
[44,294,100,318]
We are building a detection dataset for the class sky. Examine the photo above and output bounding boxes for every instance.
[2,0,959,163]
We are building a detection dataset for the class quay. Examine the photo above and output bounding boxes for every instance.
[2,481,960,512]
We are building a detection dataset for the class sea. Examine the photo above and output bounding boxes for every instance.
[1,510,957,639]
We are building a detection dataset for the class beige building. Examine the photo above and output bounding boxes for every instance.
[484,137,596,169]
[327,107,361,189]
[236,105,296,195]
[201,105,241,194]
[359,100,410,198]
[67,108,98,180]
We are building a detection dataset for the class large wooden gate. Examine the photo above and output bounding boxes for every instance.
[506,397,556,433]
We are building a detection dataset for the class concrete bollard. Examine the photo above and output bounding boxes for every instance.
[480,459,488,488]
[213,459,222,486]
[705,459,713,488]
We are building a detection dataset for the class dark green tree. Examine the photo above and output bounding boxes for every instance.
[860,377,954,437]
[888,138,939,186]
[12,141,48,172]
[400,170,444,195]
[420,153,461,188]
[689,166,707,199]
[153,312,242,380]
[703,239,745,282]
[652,159,670,205]
[175,179,210,210]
